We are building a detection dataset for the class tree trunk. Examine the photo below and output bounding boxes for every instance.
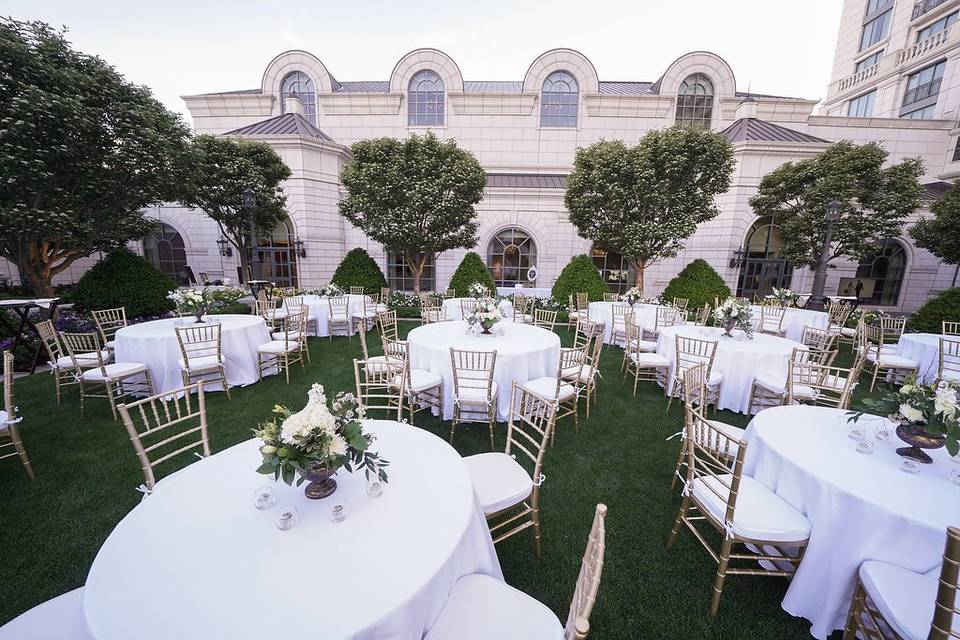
[632,260,646,297]
[17,254,55,297]
[237,243,250,284]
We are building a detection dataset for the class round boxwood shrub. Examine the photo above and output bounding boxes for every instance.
[907,287,960,333]
[448,252,496,297]
[551,254,608,304]
[661,259,731,310]
[71,249,176,317]
[330,248,388,294]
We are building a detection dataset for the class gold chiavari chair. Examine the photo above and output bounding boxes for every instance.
[801,325,837,352]
[421,304,445,324]
[385,338,442,426]
[256,309,306,384]
[283,295,316,336]
[828,302,856,348]
[672,297,689,311]
[378,288,390,313]
[666,405,811,616]
[116,382,210,492]
[91,307,127,354]
[449,348,498,449]
[417,291,433,308]
[665,335,720,414]
[938,336,960,385]
[512,295,531,323]
[464,383,556,555]
[327,295,351,339]
[879,315,907,347]
[603,293,619,302]
[623,318,670,395]
[256,297,287,331]
[357,318,402,373]
[377,310,400,342]
[564,332,605,417]
[787,360,857,410]
[843,525,959,640]
[861,323,918,392]
[533,308,558,331]
[350,295,378,335]
[0,351,33,480]
[574,317,601,350]
[37,319,103,405]
[759,305,787,336]
[610,303,629,346]
[424,502,607,640]
[61,332,153,420]
[349,286,365,295]
[353,357,403,420]
[444,288,456,299]
[643,306,680,341]
[694,304,712,326]
[522,345,585,433]
[276,303,311,363]
[944,321,960,336]
[460,298,479,319]
[175,323,231,399]
[568,293,585,328]
[747,347,837,414]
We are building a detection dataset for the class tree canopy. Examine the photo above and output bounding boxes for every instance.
[339,133,486,293]
[910,182,960,272]
[749,141,924,269]
[0,19,192,295]
[564,127,735,295]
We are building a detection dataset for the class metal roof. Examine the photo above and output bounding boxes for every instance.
[224,113,336,142]
[598,81,655,95]
[921,180,954,201]
[721,118,830,144]
[337,81,390,92]
[486,173,567,189]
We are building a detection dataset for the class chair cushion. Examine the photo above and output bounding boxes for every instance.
[257,340,300,354]
[628,352,670,368]
[521,376,576,402]
[81,362,147,382]
[629,339,659,352]
[0,586,92,640]
[362,356,400,374]
[753,375,816,400]
[859,560,949,640]
[690,474,811,543]
[351,311,378,320]
[424,574,563,640]
[271,331,304,341]
[393,369,442,393]
[464,452,534,514]
[708,420,746,442]
[867,353,918,369]
[838,327,857,337]
[456,381,498,404]
[55,351,109,369]
[178,354,221,372]
[0,410,9,431]
[103,340,115,350]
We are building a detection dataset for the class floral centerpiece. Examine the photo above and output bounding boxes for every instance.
[712,297,754,338]
[766,287,800,307]
[851,376,959,463]
[254,384,388,498]
[168,288,212,323]
[467,282,490,299]
[622,286,643,305]
[466,298,503,334]
[314,283,344,297]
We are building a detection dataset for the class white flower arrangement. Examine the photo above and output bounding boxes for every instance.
[314,283,344,297]
[855,377,960,457]
[712,296,754,338]
[622,287,643,305]
[766,287,801,307]
[467,282,490,298]
[168,288,213,320]
[466,297,503,333]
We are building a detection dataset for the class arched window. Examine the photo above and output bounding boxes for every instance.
[143,223,188,284]
[408,70,445,126]
[487,228,537,287]
[387,251,435,292]
[591,246,635,294]
[256,218,298,287]
[855,239,906,306]
[280,71,317,125]
[675,73,714,129]
[540,71,578,128]
[735,216,794,299]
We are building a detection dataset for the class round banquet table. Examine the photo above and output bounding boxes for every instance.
[407,321,561,421]
[441,297,514,322]
[743,405,960,639]
[895,333,943,383]
[656,325,804,414]
[301,294,370,337]
[749,305,829,343]
[113,315,271,395]
[587,302,664,345]
[83,420,502,640]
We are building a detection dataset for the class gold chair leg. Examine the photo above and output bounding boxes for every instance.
[666,496,690,550]
[105,381,119,421]
[532,498,542,557]
[709,539,734,616]
[284,354,290,384]
[488,404,496,451]
[842,580,865,640]
[670,445,685,491]
[449,404,459,444]
[220,366,232,400]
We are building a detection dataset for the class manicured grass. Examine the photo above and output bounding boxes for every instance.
[0,323,855,638]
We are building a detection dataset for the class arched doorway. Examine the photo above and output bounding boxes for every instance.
[143,223,188,285]
[855,239,906,306]
[736,217,794,299]
[591,246,635,294]
[256,218,298,287]
[486,228,537,287]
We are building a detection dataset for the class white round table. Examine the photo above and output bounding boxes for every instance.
[587,302,664,345]
[896,333,943,383]
[441,297,515,322]
[83,420,502,640]
[656,325,804,414]
[113,315,271,395]
[744,405,960,639]
[749,305,829,343]
[407,321,561,421]
[301,294,370,337]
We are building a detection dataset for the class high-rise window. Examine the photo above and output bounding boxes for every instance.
[540,71,578,128]
[865,0,892,14]
[408,70,445,127]
[387,251,435,292]
[860,9,892,50]
[901,59,946,118]
[847,90,876,117]
[917,11,957,41]
[675,73,715,129]
[280,72,317,125]
[855,51,883,72]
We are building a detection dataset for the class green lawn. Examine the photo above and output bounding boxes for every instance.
[0,323,856,638]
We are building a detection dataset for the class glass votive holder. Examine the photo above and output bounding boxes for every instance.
[329,504,347,523]
[253,486,276,510]
[274,504,300,530]
[847,422,865,441]
[366,480,384,498]
[873,419,892,441]
[899,459,921,475]
[855,438,875,455]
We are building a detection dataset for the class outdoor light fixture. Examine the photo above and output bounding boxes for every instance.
[216,237,233,257]
[242,187,256,212]
[729,248,746,269]
[294,237,306,258]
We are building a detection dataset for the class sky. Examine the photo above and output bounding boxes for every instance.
[8,0,844,123]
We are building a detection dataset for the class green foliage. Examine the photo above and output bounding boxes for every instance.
[0,19,193,295]
[661,259,731,310]
[448,252,496,297]
[71,249,176,317]
[910,181,960,266]
[551,254,608,304]
[330,248,388,294]
[907,288,960,333]
[750,141,924,269]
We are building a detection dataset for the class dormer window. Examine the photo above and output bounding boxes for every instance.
[540,71,578,128]
[675,74,714,129]
[408,70,445,126]
[280,71,317,124]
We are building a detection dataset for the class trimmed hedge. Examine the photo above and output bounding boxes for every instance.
[71,249,176,317]
[907,287,960,333]
[551,254,608,304]
[448,252,496,297]
[661,259,731,310]
[331,248,388,294]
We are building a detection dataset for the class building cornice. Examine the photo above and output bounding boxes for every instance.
[316,92,401,115]
[582,94,673,118]
[718,97,819,123]
[181,93,274,117]
[807,114,956,129]
[449,92,537,115]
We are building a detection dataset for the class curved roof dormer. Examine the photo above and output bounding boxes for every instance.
[651,51,736,98]
[389,48,464,94]
[261,50,339,99]
[522,48,599,94]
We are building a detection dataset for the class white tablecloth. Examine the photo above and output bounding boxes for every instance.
[749,305,829,343]
[587,302,664,345]
[896,333,942,383]
[113,315,271,394]
[657,325,803,413]
[407,321,561,421]
[496,286,551,299]
[743,405,960,639]
[441,297,515,322]
[301,294,370,337]
[83,420,502,640]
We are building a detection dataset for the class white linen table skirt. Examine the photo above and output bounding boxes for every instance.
[895,333,942,383]
[113,315,271,395]
[743,405,960,639]
[496,286,551,299]
[301,294,370,337]
[83,420,502,640]
[407,321,561,421]
[656,325,803,414]
[749,305,829,343]
[441,298,515,322]
[586,302,663,345]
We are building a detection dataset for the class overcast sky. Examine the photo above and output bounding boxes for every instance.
[9,0,844,123]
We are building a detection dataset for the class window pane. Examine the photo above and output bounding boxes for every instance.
[917,11,957,41]
[387,251,434,292]
[486,228,537,286]
[854,239,906,305]
[408,70,445,127]
[860,10,891,51]
[675,73,714,129]
[280,71,317,125]
[540,71,578,128]
[855,50,882,72]
[847,90,876,117]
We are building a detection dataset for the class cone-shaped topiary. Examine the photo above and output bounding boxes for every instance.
[907,287,960,333]
[661,259,731,310]
[330,248,388,294]
[551,254,608,304]
[72,249,177,317]
[448,252,496,297]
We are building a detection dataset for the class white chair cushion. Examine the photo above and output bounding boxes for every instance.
[709,420,746,442]
[270,331,304,341]
[0,586,92,640]
[55,351,109,369]
[375,304,388,313]
[753,375,816,400]
[867,353,918,368]
[103,340,115,350]
[521,376,576,402]
[257,340,300,354]
[464,452,534,514]
[362,356,399,374]
[264,310,288,319]
[351,311,377,319]
[424,574,563,640]
[629,339,659,352]
[81,362,147,382]
[0,409,9,431]
[628,352,670,368]
[178,354,221,372]
[838,326,857,337]
[393,369,442,393]
[690,474,811,543]
[569,310,584,319]
[576,365,598,384]
[879,344,899,354]
[859,561,954,640]
[456,381,498,404]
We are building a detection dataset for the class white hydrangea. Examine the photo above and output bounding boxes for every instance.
[899,403,925,423]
